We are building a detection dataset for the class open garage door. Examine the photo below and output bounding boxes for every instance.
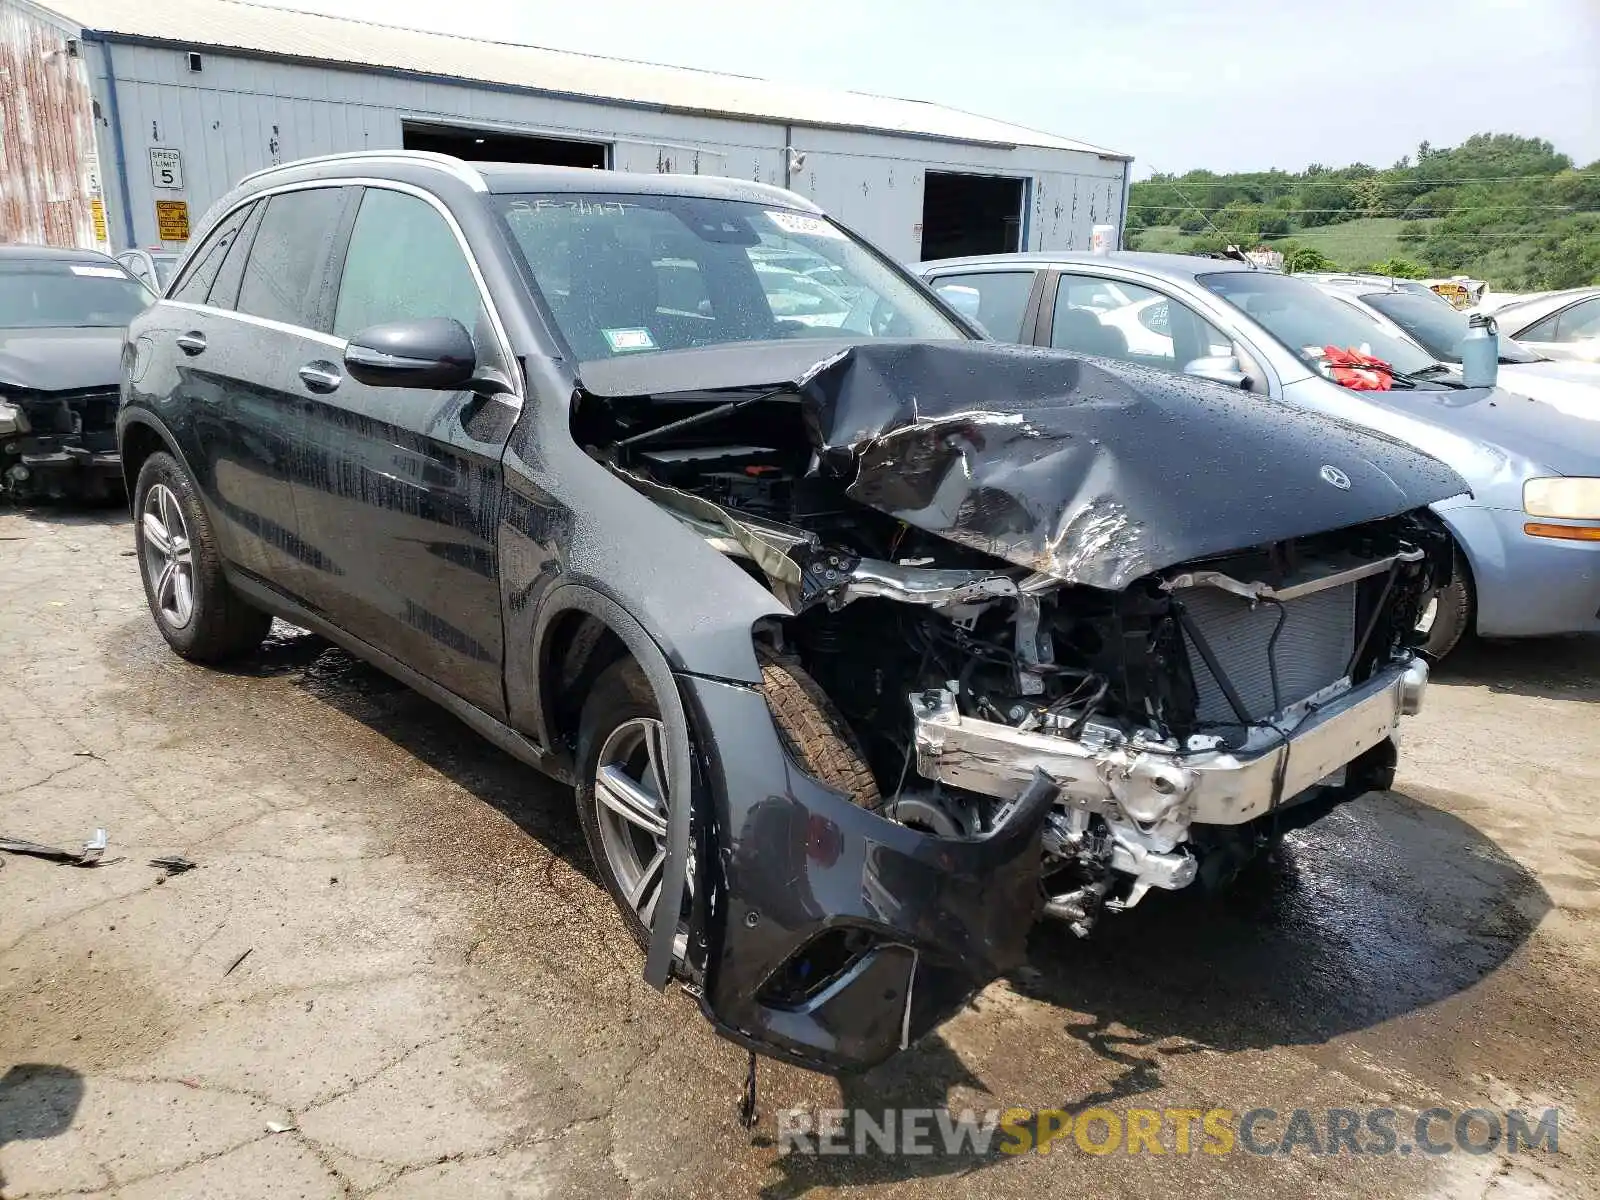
[920,172,1026,261]
[402,122,607,168]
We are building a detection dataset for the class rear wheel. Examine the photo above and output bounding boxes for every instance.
[133,452,272,662]
[575,649,879,950]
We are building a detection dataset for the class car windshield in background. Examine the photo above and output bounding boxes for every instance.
[1199,270,1438,377]
[0,261,153,329]
[1360,291,1542,365]
[495,194,963,359]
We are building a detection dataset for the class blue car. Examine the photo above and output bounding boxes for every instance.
[918,252,1600,658]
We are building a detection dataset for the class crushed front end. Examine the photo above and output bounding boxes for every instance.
[575,340,1468,1072]
[0,388,122,500]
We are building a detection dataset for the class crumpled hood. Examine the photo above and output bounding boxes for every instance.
[1359,382,1600,475]
[0,327,124,393]
[800,342,1469,590]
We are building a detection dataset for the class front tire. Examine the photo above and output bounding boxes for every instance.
[574,649,879,950]
[1419,547,1473,660]
[133,452,272,663]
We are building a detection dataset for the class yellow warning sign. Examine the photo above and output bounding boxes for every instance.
[155,199,190,242]
[90,198,108,244]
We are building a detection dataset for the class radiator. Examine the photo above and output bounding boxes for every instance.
[1182,582,1357,727]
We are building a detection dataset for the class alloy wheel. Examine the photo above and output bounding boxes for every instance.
[140,483,196,630]
[592,717,692,950]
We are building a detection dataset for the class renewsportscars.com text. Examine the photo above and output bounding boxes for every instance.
[776,1106,1560,1158]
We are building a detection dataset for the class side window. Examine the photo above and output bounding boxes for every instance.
[1556,298,1600,342]
[929,271,1035,342]
[236,188,348,330]
[1051,274,1230,371]
[1520,313,1559,341]
[332,188,483,339]
[206,203,265,312]
[169,202,255,304]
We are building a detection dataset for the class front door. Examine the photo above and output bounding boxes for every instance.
[287,184,514,717]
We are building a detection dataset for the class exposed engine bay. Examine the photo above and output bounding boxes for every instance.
[0,390,122,500]
[574,341,1462,936]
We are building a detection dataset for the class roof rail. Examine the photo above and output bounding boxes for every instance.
[239,150,487,192]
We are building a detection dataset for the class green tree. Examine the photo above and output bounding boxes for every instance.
[1284,246,1339,273]
[1362,258,1427,279]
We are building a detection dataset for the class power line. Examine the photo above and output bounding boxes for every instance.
[1127,204,1598,213]
[1137,227,1569,240]
[1135,175,1597,188]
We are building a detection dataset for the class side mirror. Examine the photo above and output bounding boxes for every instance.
[1183,354,1252,390]
[344,318,476,390]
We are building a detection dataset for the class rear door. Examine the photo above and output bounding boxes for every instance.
[288,184,515,717]
[156,197,306,586]
[197,185,356,593]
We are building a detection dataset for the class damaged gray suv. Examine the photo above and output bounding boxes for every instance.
[120,152,1463,1074]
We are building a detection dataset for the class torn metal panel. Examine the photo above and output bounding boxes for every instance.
[604,462,813,589]
[0,828,109,866]
[797,342,1469,590]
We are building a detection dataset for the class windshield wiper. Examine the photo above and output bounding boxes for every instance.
[1404,363,1469,389]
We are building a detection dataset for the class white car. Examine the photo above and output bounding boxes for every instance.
[1315,280,1600,421]
[1480,287,1600,363]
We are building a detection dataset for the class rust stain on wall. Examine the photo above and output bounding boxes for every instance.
[1,6,102,249]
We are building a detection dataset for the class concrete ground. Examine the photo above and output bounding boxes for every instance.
[1,503,1596,1200]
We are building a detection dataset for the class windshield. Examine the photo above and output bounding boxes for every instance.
[1360,291,1542,365]
[0,261,153,329]
[1199,270,1438,377]
[495,194,964,359]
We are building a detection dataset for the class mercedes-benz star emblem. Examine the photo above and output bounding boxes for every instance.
[1320,464,1352,490]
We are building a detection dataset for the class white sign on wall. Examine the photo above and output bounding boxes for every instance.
[149,148,184,190]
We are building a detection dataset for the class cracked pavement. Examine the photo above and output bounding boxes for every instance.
[2,505,1597,1199]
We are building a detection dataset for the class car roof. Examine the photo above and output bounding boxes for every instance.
[917,250,1257,281]
[0,244,120,265]
[237,151,819,212]
[1493,287,1600,326]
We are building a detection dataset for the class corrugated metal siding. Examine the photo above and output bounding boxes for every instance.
[0,1,105,249]
[786,127,1126,260]
[47,0,1125,157]
[92,43,808,249]
[91,42,1124,259]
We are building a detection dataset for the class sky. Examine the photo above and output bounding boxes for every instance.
[252,0,1600,178]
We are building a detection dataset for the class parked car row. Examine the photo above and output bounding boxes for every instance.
[921,252,1600,658]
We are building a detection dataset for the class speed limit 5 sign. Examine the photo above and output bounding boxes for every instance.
[149,148,184,190]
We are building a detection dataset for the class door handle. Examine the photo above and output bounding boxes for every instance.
[176,331,207,356]
[298,361,342,394]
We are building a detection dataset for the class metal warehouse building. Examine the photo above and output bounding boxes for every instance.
[1,0,1130,264]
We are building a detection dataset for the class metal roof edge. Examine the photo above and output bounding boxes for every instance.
[86,31,1054,152]
[71,26,1117,157]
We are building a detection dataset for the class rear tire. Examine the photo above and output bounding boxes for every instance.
[133,452,272,663]
[1419,547,1473,661]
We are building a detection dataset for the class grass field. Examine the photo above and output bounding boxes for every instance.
[1131,218,1440,269]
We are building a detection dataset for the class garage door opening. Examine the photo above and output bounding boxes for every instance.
[920,172,1026,261]
[402,122,607,168]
